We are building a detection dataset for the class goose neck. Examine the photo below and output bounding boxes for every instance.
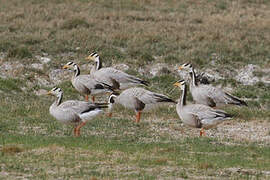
[179,84,187,107]
[189,68,197,87]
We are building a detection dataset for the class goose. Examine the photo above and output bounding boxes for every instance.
[174,80,232,136]
[108,87,176,123]
[85,52,149,89]
[178,63,247,107]
[47,87,108,136]
[62,61,113,102]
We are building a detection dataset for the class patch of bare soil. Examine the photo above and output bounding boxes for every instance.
[147,117,270,145]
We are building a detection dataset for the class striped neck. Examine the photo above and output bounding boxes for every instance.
[179,84,187,107]
[56,92,63,106]
[74,65,80,77]
[95,58,102,70]
[189,68,197,86]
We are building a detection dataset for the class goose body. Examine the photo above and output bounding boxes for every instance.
[63,62,113,102]
[47,87,108,136]
[86,52,148,89]
[108,87,175,122]
[179,63,247,107]
[174,80,232,136]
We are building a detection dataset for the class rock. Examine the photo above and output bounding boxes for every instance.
[261,76,270,85]
[49,69,70,85]
[0,61,25,79]
[149,63,170,77]
[35,75,51,87]
[203,69,224,82]
[0,52,6,60]
[261,68,270,85]
[36,55,51,64]
[236,64,260,85]
[113,64,129,71]
[31,63,43,70]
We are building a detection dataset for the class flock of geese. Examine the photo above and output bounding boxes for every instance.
[47,53,247,137]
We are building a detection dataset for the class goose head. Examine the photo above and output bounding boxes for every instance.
[178,63,193,73]
[62,61,77,70]
[173,80,186,91]
[85,52,99,63]
[47,87,63,98]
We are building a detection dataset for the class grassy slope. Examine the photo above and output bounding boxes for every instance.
[0,0,270,179]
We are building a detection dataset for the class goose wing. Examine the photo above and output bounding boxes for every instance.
[95,68,148,86]
[201,85,247,106]
[59,100,108,114]
[185,104,232,127]
[131,88,175,104]
[76,75,113,91]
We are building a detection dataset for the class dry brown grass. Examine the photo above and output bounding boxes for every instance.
[0,0,269,68]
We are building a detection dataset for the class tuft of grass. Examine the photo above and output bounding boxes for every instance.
[7,46,32,58]
[61,18,89,29]
[0,78,23,93]
[1,145,24,154]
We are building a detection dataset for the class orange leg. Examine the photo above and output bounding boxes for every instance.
[135,111,141,123]
[91,96,95,102]
[85,95,89,102]
[73,127,77,136]
[200,128,206,137]
[75,122,86,137]
[107,112,112,118]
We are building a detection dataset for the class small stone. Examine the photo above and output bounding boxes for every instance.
[236,64,260,85]
[36,76,51,87]
[36,55,51,64]
[149,63,169,76]
[113,64,129,71]
[31,63,43,70]
[49,69,70,85]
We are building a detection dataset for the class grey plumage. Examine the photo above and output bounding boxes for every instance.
[63,61,113,102]
[86,52,149,89]
[108,87,175,122]
[179,63,247,107]
[174,80,232,135]
[47,87,108,136]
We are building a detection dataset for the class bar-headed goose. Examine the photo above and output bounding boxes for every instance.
[63,61,113,102]
[108,87,176,123]
[174,80,232,136]
[85,52,149,89]
[178,63,247,107]
[47,87,108,136]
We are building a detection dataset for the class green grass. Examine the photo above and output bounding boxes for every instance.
[1,134,269,179]
[0,87,269,179]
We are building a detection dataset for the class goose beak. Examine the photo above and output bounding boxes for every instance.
[62,65,69,69]
[173,82,181,87]
[85,55,93,61]
[178,65,183,70]
[47,91,52,95]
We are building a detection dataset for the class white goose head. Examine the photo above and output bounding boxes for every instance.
[173,80,186,91]
[85,52,102,70]
[178,63,193,73]
[62,61,78,70]
[47,87,63,97]
[85,52,99,62]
